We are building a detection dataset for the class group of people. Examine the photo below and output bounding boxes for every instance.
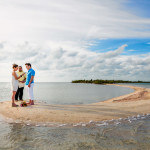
[11,63,35,107]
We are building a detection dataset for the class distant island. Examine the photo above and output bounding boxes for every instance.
[72,79,150,84]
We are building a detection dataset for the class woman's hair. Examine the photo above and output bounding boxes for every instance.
[12,64,18,68]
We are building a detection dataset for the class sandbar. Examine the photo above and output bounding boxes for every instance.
[0,84,150,124]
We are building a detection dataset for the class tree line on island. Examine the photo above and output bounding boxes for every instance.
[72,79,150,84]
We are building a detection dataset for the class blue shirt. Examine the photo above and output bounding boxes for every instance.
[25,68,35,85]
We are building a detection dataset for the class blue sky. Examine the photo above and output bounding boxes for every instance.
[123,0,150,18]
[88,38,150,55]
[88,0,150,57]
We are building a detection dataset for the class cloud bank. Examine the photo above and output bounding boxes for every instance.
[0,0,150,81]
[0,41,150,82]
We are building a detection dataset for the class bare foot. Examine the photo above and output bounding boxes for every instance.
[12,103,19,107]
[30,100,34,105]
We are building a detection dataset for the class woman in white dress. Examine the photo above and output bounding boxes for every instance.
[12,64,25,107]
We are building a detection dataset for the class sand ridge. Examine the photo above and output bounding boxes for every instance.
[0,84,150,124]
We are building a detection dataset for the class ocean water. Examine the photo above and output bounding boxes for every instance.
[0,82,150,149]
[0,82,134,104]
[118,83,150,89]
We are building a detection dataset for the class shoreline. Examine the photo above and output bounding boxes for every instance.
[0,84,150,124]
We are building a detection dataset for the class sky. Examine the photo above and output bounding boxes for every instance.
[0,0,150,82]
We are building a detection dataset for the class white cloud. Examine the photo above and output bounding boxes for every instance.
[0,41,150,82]
[0,0,150,42]
[0,0,150,82]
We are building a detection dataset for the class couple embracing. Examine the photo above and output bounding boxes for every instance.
[12,63,35,107]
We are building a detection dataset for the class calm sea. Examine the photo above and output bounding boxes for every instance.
[0,83,150,149]
[0,82,134,104]
[119,83,150,89]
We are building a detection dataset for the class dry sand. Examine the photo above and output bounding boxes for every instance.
[0,84,150,124]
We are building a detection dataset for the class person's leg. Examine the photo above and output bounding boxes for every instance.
[19,87,24,100]
[17,88,21,100]
[15,87,19,101]
[26,86,31,104]
[12,91,18,107]
[29,84,34,105]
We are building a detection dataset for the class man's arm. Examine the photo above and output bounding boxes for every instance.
[21,74,26,83]
[28,76,34,87]
[21,78,26,83]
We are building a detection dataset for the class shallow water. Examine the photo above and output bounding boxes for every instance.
[1,114,150,150]
[0,82,134,104]
[1,82,150,149]
[119,83,150,89]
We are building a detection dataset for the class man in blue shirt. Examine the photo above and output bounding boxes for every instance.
[25,63,35,105]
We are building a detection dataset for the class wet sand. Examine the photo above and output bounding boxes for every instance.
[0,84,150,124]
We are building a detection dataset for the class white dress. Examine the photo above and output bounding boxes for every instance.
[12,72,18,91]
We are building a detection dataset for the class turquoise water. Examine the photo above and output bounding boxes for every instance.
[0,82,134,104]
[0,82,150,149]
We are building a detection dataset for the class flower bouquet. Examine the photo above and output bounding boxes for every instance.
[20,101,27,107]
